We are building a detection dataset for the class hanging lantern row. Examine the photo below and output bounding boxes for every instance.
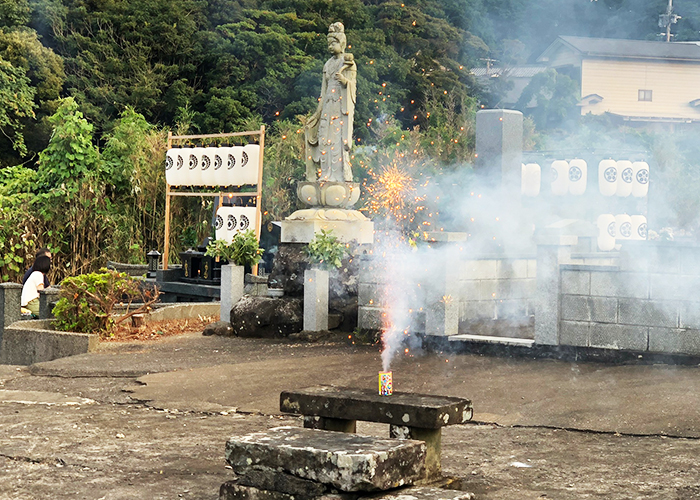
[521,160,649,198]
[214,206,258,243]
[597,214,647,251]
[165,144,261,187]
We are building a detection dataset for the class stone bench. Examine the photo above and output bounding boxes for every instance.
[280,386,473,478]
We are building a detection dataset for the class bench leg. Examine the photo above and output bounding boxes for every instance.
[303,416,356,433]
[390,425,441,479]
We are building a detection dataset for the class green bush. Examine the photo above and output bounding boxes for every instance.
[204,230,263,268]
[53,269,157,335]
[306,229,347,270]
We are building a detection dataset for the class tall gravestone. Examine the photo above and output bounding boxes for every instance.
[475,109,523,189]
[278,22,373,245]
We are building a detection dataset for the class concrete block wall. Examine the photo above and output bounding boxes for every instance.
[357,255,537,332]
[458,257,536,321]
[559,242,700,355]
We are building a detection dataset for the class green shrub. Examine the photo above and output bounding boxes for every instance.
[306,229,347,270]
[204,230,263,268]
[53,269,157,335]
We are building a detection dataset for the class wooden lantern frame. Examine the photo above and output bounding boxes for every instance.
[163,126,265,272]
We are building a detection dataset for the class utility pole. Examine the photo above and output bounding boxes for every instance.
[659,0,681,42]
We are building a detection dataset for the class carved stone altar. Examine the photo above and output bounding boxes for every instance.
[279,22,374,244]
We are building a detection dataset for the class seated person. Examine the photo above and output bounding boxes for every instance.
[23,247,51,288]
[21,255,51,317]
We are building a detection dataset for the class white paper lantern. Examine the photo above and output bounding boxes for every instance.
[550,160,569,196]
[167,148,188,186]
[615,160,633,197]
[184,148,204,186]
[630,215,648,241]
[597,214,616,251]
[568,158,587,196]
[632,161,650,198]
[200,147,218,186]
[598,159,617,197]
[239,144,261,185]
[521,163,541,197]
[615,214,633,241]
[210,147,226,186]
[165,149,178,186]
[222,146,244,187]
[214,206,258,243]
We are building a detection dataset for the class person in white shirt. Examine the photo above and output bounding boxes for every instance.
[21,255,51,317]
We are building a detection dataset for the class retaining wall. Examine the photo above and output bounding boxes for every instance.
[357,254,537,333]
[0,319,98,365]
[558,243,700,355]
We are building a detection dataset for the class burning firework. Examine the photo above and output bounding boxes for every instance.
[363,155,427,234]
[379,371,393,395]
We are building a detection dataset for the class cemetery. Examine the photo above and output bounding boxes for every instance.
[2,3,700,499]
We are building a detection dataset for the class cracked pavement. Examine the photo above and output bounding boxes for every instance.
[1,331,700,499]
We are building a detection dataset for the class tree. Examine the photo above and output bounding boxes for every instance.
[0,58,35,156]
[516,69,579,130]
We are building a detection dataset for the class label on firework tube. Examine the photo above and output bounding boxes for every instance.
[379,371,393,396]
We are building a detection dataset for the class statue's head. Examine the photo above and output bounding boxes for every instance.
[327,22,346,55]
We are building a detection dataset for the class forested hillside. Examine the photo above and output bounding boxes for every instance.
[1,0,699,280]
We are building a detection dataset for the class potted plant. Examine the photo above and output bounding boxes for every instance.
[206,230,263,320]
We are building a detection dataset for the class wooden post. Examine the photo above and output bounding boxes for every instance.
[252,124,265,276]
[164,131,173,270]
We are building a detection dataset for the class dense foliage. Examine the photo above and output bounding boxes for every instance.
[0,0,699,281]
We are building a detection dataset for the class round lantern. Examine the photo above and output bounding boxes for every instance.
[200,147,218,186]
[615,214,633,241]
[222,146,245,187]
[550,160,569,196]
[632,161,650,198]
[521,163,541,197]
[599,159,617,196]
[615,160,633,197]
[568,158,587,196]
[630,215,648,241]
[168,148,188,186]
[165,149,179,186]
[184,148,203,186]
[597,214,616,251]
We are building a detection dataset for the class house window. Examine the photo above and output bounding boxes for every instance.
[638,89,653,102]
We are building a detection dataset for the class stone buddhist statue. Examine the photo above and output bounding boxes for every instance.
[280,22,373,244]
[305,22,357,183]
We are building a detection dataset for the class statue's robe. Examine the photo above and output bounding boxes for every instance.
[305,54,356,182]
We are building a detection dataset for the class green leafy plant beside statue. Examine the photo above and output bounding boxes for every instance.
[306,229,347,270]
[205,230,263,268]
[53,269,159,336]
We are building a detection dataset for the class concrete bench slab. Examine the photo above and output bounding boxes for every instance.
[280,386,472,479]
[280,386,473,429]
[225,426,426,492]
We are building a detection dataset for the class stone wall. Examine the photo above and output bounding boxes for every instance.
[357,255,537,333]
[458,257,536,321]
[558,243,700,355]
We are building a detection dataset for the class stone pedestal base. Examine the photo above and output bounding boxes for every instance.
[279,213,374,244]
[303,269,329,332]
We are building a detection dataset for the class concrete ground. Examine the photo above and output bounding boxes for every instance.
[1,332,700,499]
